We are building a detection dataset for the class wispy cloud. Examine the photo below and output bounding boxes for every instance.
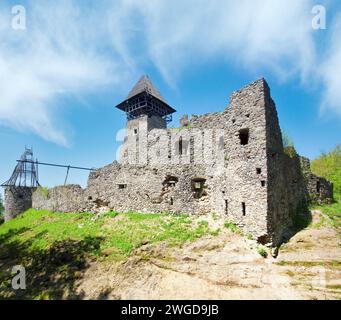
[0,0,339,146]
[131,0,316,86]
[0,1,126,146]
[320,13,341,117]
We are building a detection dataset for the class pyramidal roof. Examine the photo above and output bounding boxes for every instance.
[127,75,167,104]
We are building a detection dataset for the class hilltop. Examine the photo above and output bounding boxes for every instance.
[0,207,340,300]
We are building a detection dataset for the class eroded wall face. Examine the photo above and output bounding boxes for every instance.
[190,80,270,241]
[31,79,271,241]
[300,157,333,205]
[30,78,334,246]
[264,92,333,246]
[33,185,87,213]
[4,187,35,221]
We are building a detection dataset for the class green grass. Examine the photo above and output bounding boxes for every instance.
[247,233,253,240]
[0,209,212,261]
[257,246,268,258]
[309,145,341,229]
[311,200,341,229]
[0,209,215,299]
[276,260,341,269]
[311,144,341,199]
[224,221,242,234]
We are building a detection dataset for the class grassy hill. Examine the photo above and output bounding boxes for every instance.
[311,145,341,199]
[311,145,341,228]
[0,209,217,299]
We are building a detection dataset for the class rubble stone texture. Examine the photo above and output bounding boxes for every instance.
[4,187,35,221]
[31,78,333,246]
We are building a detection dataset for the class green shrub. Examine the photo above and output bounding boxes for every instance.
[311,145,341,199]
[312,201,341,229]
[284,146,298,159]
[102,211,119,218]
[37,186,49,199]
[257,246,268,258]
[224,221,241,234]
[282,130,295,148]
[247,233,253,240]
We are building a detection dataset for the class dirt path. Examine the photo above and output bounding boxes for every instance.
[76,211,340,300]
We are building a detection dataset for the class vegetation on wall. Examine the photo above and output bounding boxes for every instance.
[311,145,341,229]
[282,130,295,148]
[311,145,341,198]
[37,186,50,199]
[282,130,297,158]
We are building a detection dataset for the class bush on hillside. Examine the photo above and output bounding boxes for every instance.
[311,145,341,198]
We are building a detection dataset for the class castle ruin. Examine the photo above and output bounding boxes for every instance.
[5,76,333,247]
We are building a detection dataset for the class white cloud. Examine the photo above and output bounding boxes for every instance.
[0,0,339,146]
[320,14,341,116]
[0,1,126,146]
[124,0,316,86]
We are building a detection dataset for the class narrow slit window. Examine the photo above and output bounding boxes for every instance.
[179,136,183,155]
[316,181,321,194]
[225,200,228,215]
[242,202,246,216]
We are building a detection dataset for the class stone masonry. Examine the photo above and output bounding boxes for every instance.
[4,187,35,222]
[32,77,334,247]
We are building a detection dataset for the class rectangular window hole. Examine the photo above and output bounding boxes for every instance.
[242,202,246,216]
[256,168,261,174]
[118,184,127,190]
[239,129,249,145]
[261,181,266,187]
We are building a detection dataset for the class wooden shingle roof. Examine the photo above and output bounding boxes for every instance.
[126,75,167,104]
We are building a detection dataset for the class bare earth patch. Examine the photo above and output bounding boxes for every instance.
[1,210,340,300]
[75,211,340,300]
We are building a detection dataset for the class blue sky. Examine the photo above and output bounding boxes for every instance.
[0,0,340,191]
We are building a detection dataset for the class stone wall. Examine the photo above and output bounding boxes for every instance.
[4,187,35,221]
[32,185,87,213]
[30,78,334,247]
[300,157,333,204]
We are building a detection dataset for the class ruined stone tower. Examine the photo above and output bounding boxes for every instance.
[30,76,333,247]
[116,75,176,165]
[2,148,39,221]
